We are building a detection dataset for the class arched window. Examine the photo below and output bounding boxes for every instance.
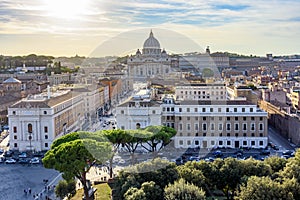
[28,123,33,133]
[136,123,141,129]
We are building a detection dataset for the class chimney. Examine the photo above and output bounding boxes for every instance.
[47,85,51,99]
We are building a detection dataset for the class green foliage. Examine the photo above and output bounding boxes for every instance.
[202,68,214,77]
[114,159,178,199]
[264,156,287,173]
[55,179,76,199]
[164,178,206,200]
[124,181,162,200]
[43,131,112,199]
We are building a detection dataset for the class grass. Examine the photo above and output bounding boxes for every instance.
[71,183,111,200]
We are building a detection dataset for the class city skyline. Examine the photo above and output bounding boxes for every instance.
[0,0,300,57]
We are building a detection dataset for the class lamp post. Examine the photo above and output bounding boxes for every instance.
[28,133,32,154]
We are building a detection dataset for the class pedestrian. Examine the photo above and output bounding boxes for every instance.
[28,188,31,194]
[24,189,27,195]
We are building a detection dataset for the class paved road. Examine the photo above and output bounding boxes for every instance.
[0,164,60,200]
[268,125,294,151]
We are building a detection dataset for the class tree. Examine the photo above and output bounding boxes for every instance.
[124,181,162,200]
[202,68,214,77]
[264,156,287,173]
[141,126,176,155]
[164,178,206,200]
[114,159,178,199]
[55,179,76,199]
[43,132,112,200]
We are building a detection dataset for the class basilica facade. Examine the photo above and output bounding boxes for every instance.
[127,30,171,81]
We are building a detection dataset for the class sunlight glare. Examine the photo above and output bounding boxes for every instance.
[43,0,89,19]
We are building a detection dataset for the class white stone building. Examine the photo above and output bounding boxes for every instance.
[127,30,171,81]
[8,89,85,152]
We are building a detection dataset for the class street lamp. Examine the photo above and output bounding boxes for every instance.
[28,134,32,153]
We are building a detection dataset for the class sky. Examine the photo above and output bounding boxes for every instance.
[0,0,300,57]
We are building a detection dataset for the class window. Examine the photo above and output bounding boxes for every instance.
[243,141,247,146]
[218,123,223,131]
[235,133,239,137]
[44,126,48,133]
[259,141,263,146]
[211,123,215,131]
[243,123,247,130]
[187,124,191,130]
[187,140,191,145]
[260,133,263,137]
[187,117,190,120]
[152,110,156,114]
[227,117,230,121]
[13,111,16,115]
[251,117,255,121]
[14,135,17,140]
[226,108,229,112]
[251,133,255,137]
[210,108,213,112]
[260,117,263,121]
[179,124,183,130]
[45,143,48,148]
[234,108,237,112]
[251,123,255,131]
[203,133,207,137]
[195,133,199,136]
[218,108,221,112]
[179,108,182,112]
[219,141,223,145]
[195,141,199,145]
[211,141,215,145]
[195,117,198,120]
[227,141,231,146]
[250,108,253,112]
[226,123,231,131]
[235,117,238,121]
[121,110,124,114]
[227,133,230,137]
[243,133,247,137]
[14,143,17,148]
[211,117,214,120]
[202,108,206,112]
[179,140,183,145]
[251,141,255,146]
[187,108,190,112]
[235,123,239,130]
[121,126,125,130]
[194,108,198,112]
[195,124,199,131]
[203,117,206,121]
[219,133,222,136]
[179,117,182,120]
[242,108,245,112]
[243,117,246,121]
[259,123,263,131]
[45,135,48,139]
[202,123,207,131]
[13,126,17,133]
[44,111,47,114]
[219,117,222,121]
[171,107,174,111]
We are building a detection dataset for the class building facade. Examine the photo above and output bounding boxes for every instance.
[8,89,85,152]
[127,31,171,81]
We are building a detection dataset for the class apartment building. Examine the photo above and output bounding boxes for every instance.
[175,83,226,101]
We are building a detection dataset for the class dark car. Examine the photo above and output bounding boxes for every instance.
[213,150,223,157]
[282,150,294,156]
[260,150,271,155]
[19,158,29,164]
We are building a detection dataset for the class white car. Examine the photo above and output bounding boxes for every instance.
[5,158,16,164]
[30,157,40,164]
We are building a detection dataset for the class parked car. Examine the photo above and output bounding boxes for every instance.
[30,157,40,164]
[19,152,27,158]
[5,158,16,164]
[19,158,29,164]
[213,150,223,157]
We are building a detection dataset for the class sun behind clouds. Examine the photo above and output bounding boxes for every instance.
[43,0,90,20]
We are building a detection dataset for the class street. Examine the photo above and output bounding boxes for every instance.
[268,125,294,151]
